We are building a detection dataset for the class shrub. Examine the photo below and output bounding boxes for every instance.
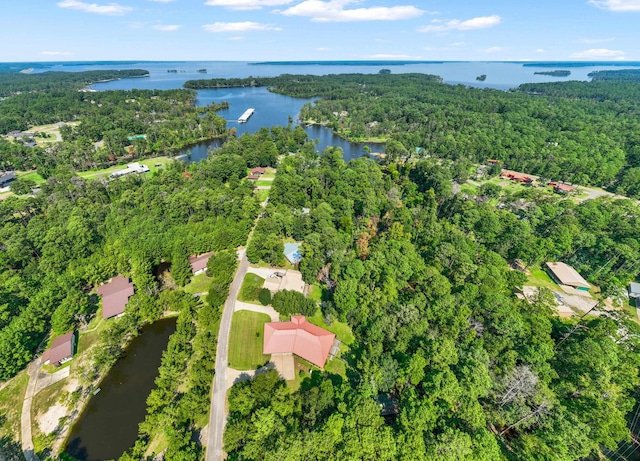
[258,288,272,306]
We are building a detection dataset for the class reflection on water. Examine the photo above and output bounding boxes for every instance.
[65,318,177,461]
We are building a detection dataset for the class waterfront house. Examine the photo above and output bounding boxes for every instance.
[42,331,75,366]
[98,275,135,319]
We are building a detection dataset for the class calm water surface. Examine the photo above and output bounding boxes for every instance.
[65,318,177,461]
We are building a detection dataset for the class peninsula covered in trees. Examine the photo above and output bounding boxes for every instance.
[185,72,640,196]
[533,70,571,77]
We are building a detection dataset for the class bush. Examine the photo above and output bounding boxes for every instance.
[271,290,316,316]
[258,288,272,306]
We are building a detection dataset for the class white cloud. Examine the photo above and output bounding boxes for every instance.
[316,47,329,51]
[41,51,73,56]
[588,0,640,11]
[228,36,246,40]
[202,21,282,32]
[570,48,626,58]
[153,24,181,31]
[419,15,501,32]
[205,0,294,10]
[279,0,425,22]
[57,0,132,15]
[536,48,545,52]
[578,37,615,43]
[481,46,505,53]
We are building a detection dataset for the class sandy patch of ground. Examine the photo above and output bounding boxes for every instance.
[38,403,67,435]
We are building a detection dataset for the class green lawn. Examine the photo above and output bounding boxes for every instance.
[238,273,265,303]
[228,311,271,371]
[254,189,269,202]
[183,273,212,295]
[527,266,559,291]
[261,168,276,180]
[0,371,29,455]
[308,309,355,346]
[77,156,174,179]
[253,179,273,187]
[17,170,46,184]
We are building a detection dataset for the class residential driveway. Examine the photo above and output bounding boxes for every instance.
[247,266,282,279]
[21,361,41,461]
[205,254,249,461]
[234,301,279,322]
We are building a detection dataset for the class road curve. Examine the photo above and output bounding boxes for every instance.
[205,253,249,461]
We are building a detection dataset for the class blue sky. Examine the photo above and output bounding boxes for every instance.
[1,0,639,62]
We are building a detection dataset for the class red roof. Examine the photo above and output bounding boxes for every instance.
[246,174,261,180]
[251,167,266,175]
[45,331,75,365]
[97,275,134,319]
[555,183,575,192]
[188,252,213,274]
[263,316,335,368]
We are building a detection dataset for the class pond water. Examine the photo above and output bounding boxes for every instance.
[65,317,177,461]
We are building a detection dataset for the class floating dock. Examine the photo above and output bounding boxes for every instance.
[238,108,255,123]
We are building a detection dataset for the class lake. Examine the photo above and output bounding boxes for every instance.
[31,60,640,161]
[65,318,177,461]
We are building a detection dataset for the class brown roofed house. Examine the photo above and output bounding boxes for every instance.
[250,167,266,175]
[263,316,335,368]
[42,331,75,366]
[246,174,261,180]
[188,252,214,275]
[97,275,135,319]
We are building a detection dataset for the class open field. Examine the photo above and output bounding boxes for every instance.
[238,273,265,303]
[77,155,174,179]
[17,170,46,184]
[228,311,271,371]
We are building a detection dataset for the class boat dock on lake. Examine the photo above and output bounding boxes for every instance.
[238,108,255,123]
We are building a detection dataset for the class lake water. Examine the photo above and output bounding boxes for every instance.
[65,318,177,461]
[31,60,640,161]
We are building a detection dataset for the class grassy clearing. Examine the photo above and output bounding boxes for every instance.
[324,358,347,378]
[526,266,559,291]
[183,273,212,295]
[261,168,276,180]
[0,371,29,448]
[228,311,271,371]
[238,273,265,303]
[77,156,174,179]
[308,309,355,346]
[17,170,46,184]
[253,179,272,187]
[254,188,269,203]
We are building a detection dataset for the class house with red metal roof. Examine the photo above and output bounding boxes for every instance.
[42,331,75,366]
[263,316,335,368]
[250,167,267,175]
[188,252,214,275]
[97,275,135,319]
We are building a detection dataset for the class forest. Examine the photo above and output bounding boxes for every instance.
[186,73,640,196]
[220,145,640,461]
[1,69,640,460]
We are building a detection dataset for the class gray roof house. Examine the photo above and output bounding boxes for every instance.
[0,171,16,187]
[284,242,302,264]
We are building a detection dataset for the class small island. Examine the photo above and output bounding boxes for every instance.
[197,69,207,73]
[379,69,391,74]
[476,74,487,81]
[534,70,571,77]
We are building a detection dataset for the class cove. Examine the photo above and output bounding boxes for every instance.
[65,317,177,461]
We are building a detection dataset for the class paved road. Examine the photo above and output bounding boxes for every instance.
[205,253,249,461]
[21,361,41,461]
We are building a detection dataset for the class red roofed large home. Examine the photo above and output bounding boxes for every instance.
[42,331,75,366]
[251,167,266,175]
[263,316,335,368]
[97,275,135,319]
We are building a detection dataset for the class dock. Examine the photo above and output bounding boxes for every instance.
[238,108,255,123]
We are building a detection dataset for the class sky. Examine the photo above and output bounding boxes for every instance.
[1,0,640,62]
